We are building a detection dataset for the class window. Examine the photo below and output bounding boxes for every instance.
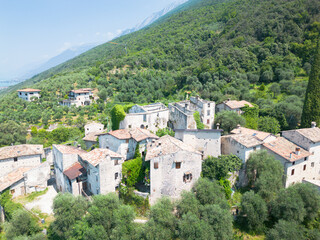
[89,183,91,190]
[291,169,295,175]
[183,173,193,183]
[207,110,210,116]
[237,150,239,154]
[253,147,256,151]
[126,139,129,143]
[304,157,308,161]
[207,103,210,107]
[96,176,98,182]
[128,125,132,128]
[311,162,315,167]
[115,172,119,180]
[303,165,307,171]
[143,114,147,122]
[207,119,210,124]
[114,159,119,166]
[292,161,295,166]
[154,162,159,169]
[14,157,18,162]
[176,162,181,169]
[88,169,90,175]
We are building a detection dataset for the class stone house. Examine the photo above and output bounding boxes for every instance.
[52,145,87,193]
[174,129,223,159]
[145,135,202,204]
[0,145,44,177]
[0,162,50,198]
[262,137,312,187]
[99,128,159,160]
[62,162,86,196]
[119,103,169,132]
[79,148,124,195]
[17,88,41,101]
[60,88,94,107]
[230,126,277,143]
[221,134,262,163]
[216,99,253,115]
[169,96,215,129]
[281,122,320,182]
[83,122,105,149]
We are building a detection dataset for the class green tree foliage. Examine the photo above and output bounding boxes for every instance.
[246,150,284,201]
[0,120,27,147]
[133,143,141,159]
[242,105,259,130]
[122,157,143,187]
[4,209,42,240]
[258,116,281,134]
[110,105,126,130]
[301,41,320,128]
[193,111,204,130]
[266,220,306,240]
[156,127,175,137]
[0,190,23,220]
[215,111,246,134]
[240,191,268,233]
[202,154,242,180]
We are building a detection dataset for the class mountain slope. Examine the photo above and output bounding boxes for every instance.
[1,0,319,130]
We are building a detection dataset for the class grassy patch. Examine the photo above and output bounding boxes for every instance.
[233,228,266,240]
[14,188,48,205]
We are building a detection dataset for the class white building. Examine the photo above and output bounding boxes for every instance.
[17,89,41,101]
[262,137,312,187]
[146,135,202,204]
[216,99,253,115]
[303,179,320,192]
[79,148,124,195]
[119,103,169,132]
[52,145,87,193]
[282,122,320,182]
[83,122,105,149]
[99,128,159,160]
[221,134,262,163]
[0,145,44,177]
[174,129,223,158]
[60,88,94,107]
[231,126,277,143]
[169,96,215,129]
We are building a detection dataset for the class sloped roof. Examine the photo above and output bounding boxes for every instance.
[263,137,311,162]
[100,128,159,142]
[83,132,99,142]
[0,167,31,192]
[63,162,86,180]
[53,145,87,155]
[223,100,253,109]
[80,148,122,167]
[231,127,273,141]
[71,88,92,94]
[295,127,320,143]
[227,134,263,148]
[145,135,201,160]
[17,88,41,92]
[0,145,43,160]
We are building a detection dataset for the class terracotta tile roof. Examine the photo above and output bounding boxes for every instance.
[83,132,99,142]
[295,127,320,143]
[17,88,41,92]
[224,100,253,109]
[0,167,31,192]
[63,162,86,180]
[231,127,273,141]
[53,145,87,155]
[101,128,159,142]
[0,145,43,161]
[263,137,311,162]
[145,135,201,161]
[71,88,92,94]
[227,134,263,148]
[80,148,122,167]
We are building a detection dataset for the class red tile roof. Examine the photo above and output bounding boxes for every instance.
[0,167,31,192]
[231,127,274,142]
[71,88,92,94]
[17,88,41,92]
[224,100,253,109]
[63,162,85,180]
[53,145,87,155]
[80,148,122,167]
[83,132,99,142]
[101,128,159,142]
[263,137,311,162]
[0,145,43,161]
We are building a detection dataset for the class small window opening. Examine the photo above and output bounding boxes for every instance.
[154,162,159,169]
[14,157,18,162]
[176,162,181,169]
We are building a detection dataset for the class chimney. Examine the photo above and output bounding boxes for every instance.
[216,123,220,129]
[295,147,301,155]
[185,102,189,110]
[311,122,317,128]
[237,124,241,129]
[227,98,231,101]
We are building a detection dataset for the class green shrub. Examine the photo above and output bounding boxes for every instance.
[110,105,126,130]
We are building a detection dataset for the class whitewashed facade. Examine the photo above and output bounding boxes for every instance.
[17,89,41,101]
[174,129,222,158]
[216,99,253,115]
[60,88,94,107]
[120,103,169,132]
[146,135,202,204]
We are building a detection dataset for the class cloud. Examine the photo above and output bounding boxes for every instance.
[57,42,72,53]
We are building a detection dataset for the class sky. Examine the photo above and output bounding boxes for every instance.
[0,0,177,80]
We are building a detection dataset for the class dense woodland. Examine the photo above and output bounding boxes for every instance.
[0,0,320,146]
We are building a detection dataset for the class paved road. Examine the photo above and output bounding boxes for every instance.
[25,185,58,215]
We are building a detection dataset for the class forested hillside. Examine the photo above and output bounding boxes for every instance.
[0,0,319,136]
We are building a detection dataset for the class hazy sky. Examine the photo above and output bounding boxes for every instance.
[0,0,177,79]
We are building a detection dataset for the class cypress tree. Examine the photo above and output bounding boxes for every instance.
[301,40,320,128]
